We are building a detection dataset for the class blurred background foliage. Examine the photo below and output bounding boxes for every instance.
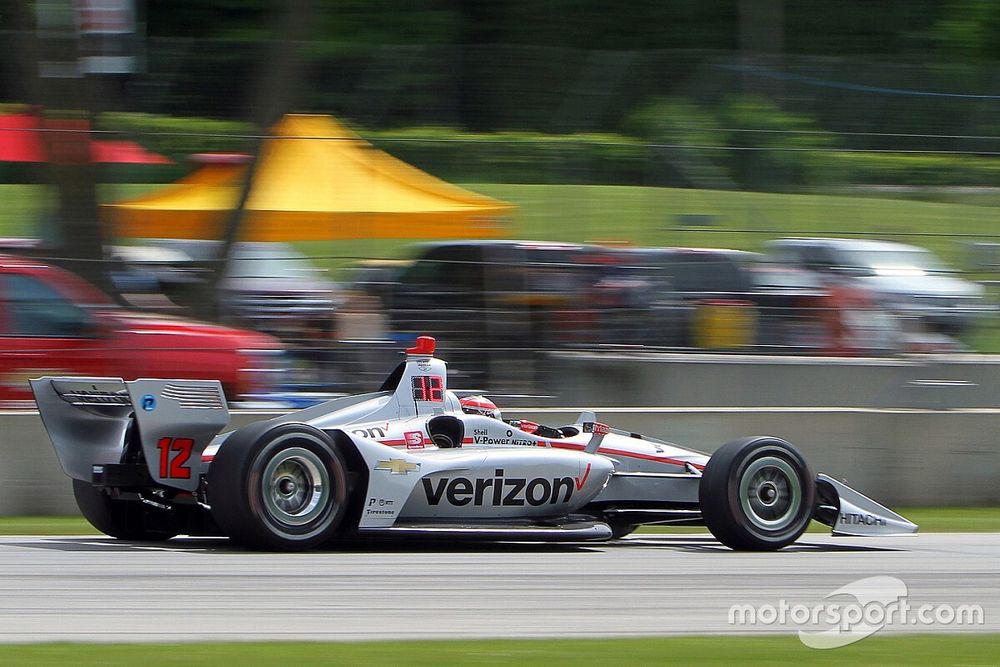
[132,1,990,58]
[5,0,1000,192]
[3,0,999,128]
[5,0,1000,269]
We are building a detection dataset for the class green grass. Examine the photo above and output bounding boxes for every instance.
[5,182,1000,272]
[0,516,99,535]
[881,506,1000,533]
[637,506,1000,535]
[0,635,997,666]
[474,183,1000,267]
[1,507,996,536]
[0,184,54,233]
[640,506,1000,535]
[5,181,1000,350]
[0,183,159,238]
[282,183,1000,279]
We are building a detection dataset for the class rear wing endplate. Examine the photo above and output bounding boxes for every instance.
[30,377,230,492]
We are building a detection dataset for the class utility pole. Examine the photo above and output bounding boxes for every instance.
[196,0,314,321]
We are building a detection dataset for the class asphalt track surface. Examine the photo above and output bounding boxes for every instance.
[0,533,996,643]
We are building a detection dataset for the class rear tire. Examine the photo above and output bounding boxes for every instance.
[208,422,349,550]
[72,479,176,541]
[699,437,815,551]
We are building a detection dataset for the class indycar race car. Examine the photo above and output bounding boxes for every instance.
[31,336,917,551]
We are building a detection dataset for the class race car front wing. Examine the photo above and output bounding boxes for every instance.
[814,474,918,536]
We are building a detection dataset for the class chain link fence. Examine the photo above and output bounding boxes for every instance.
[5,42,1000,396]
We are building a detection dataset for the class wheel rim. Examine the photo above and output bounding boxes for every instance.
[260,444,330,528]
[738,455,802,532]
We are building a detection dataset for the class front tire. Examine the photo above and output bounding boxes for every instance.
[73,479,176,541]
[699,437,815,551]
[208,422,349,550]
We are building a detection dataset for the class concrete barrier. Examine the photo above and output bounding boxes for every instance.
[3,406,998,515]
[515,408,1000,507]
[0,410,271,516]
[546,352,1000,408]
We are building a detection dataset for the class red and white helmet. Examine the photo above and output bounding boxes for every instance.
[459,395,501,420]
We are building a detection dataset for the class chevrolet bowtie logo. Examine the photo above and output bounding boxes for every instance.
[375,459,421,475]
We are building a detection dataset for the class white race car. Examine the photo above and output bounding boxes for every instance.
[31,337,916,551]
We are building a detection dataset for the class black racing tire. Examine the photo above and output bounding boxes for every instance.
[699,437,815,551]
[72,479,176,541]
[208,422,349,551]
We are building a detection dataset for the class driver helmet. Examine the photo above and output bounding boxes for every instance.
[460,395,501,420]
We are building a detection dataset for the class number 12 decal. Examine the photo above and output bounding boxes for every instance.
[156,437,193,479]
[411,375,444,402]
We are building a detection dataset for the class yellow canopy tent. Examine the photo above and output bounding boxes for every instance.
[103,114,514,241]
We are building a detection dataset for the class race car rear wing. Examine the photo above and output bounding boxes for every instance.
[30,377,230,492]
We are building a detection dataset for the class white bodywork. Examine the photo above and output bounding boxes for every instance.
[31,338,917,542]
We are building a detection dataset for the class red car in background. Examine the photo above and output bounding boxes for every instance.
[0,254,285,406]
